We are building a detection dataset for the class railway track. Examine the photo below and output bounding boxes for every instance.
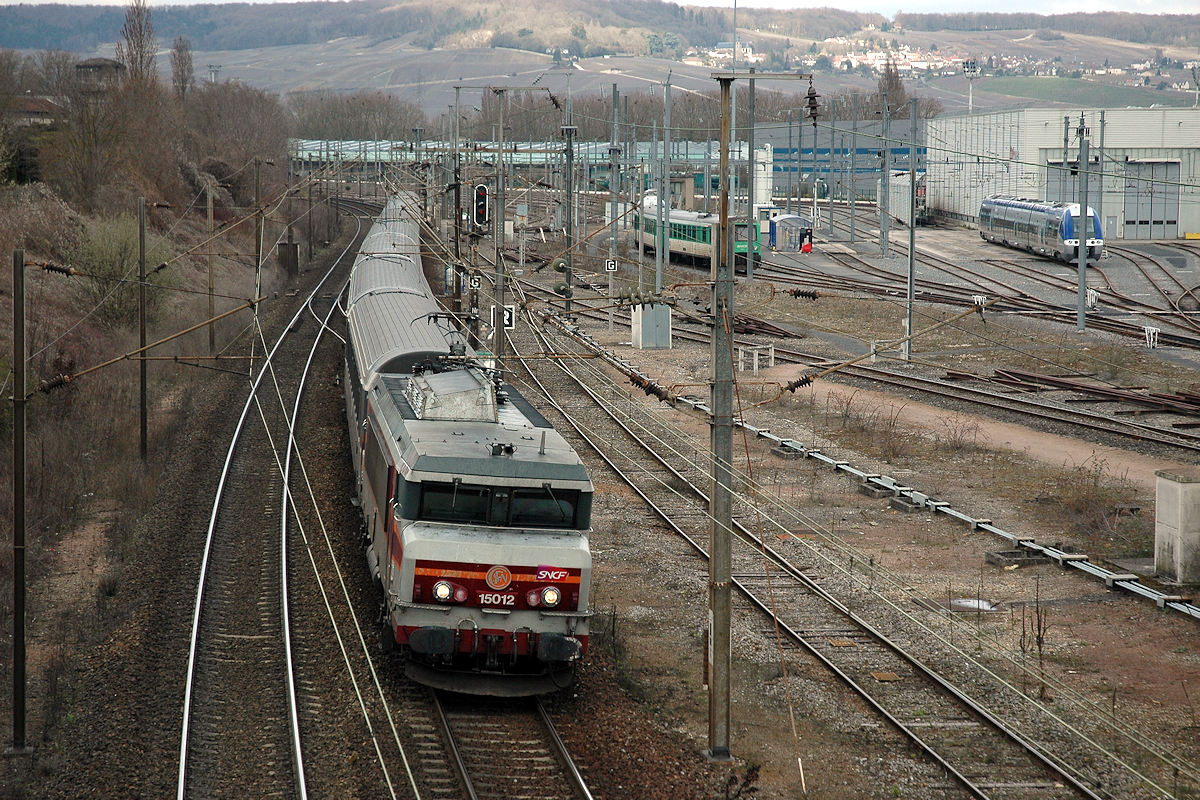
[433,693,592,800]
[515,279,1200,456]
[792,208,1200,348]
[502,305,1199,799]
[176,214,369,798]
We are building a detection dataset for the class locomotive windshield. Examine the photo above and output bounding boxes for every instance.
[418,480,585,530]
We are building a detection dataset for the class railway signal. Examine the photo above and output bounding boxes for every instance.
[472,184,489,227]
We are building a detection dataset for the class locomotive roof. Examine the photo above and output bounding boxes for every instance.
[346,193,468,388]
[370,373,592,489]
[982,195,1091,215]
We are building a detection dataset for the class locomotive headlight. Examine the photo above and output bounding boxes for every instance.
[540,586,561,608]
[433,581,454,602]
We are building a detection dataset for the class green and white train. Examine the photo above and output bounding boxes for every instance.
[633,195,761,270]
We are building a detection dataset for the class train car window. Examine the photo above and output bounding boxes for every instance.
[510,487,579,528]
[364,430,391,509]
[420,481,489,524]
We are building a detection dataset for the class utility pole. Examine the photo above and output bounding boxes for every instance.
[138,196,147,461]
[787,109,794,215]
[965,58,977,113]
[746,67,756,278]
[453,87,463,311]
[653,120,663,293]
[826,99,835,236]
[8,249,32,758]
[903,99,917,362]
[208,185,215,357]
[879,90,890,257]
[1097,110,1106,237]
[255,157,264,320]
[494,92,507,373]
[849,94,857,244]
[610,83,620,269]
[710,74,735,764]
[708,68,812,765]
[660,79,672,293]
[1077,114,1091,332]
[563,120,576,315]
[1062,116,1071,200]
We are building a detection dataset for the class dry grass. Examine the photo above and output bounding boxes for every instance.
[0,182,287,743]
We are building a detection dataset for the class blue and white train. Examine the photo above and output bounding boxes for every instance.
[978,195,1103,261]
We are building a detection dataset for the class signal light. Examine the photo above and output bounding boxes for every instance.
[472,184,489,227]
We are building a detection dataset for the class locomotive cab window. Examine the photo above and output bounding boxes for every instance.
[420,481,489,524]
[417,480,583,529]
[510,486,578,527]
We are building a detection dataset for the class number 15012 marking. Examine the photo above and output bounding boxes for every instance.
[479,593,515,606]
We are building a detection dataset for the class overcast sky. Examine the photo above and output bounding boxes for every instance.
[1,0,1196,15]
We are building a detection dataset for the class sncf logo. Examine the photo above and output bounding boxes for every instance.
[485,565,512,590]
[536,567,569,581]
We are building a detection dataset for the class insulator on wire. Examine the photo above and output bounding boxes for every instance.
[629,373,670,402]
[40,262,77,276]
[784,374,813,393]
[789,288,819,301]
[39,373,72,393]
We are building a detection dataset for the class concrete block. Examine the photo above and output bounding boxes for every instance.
[986,550,1051,567]
[1155,467,1200,584]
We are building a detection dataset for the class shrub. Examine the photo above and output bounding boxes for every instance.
[69,214,176,329]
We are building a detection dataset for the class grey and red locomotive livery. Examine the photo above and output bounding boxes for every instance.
[343,193,594,695]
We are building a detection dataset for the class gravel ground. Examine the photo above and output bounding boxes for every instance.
[5,217,1200,800]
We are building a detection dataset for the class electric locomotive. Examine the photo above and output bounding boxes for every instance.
[978,195,1103,261]
[344,193,594,695]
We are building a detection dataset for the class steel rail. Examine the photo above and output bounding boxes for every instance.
[176,218,362,800]
[430,690,479,800]
[534,699,595,800]
[559,317,1200,625]
[512,320,1104,800]
[518,279,1200,454]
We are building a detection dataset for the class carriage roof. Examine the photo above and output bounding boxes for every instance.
[347,193,467,389]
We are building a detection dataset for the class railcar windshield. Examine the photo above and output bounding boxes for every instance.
[419,480,584,529]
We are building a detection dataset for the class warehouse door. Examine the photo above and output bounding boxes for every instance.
[1124,161,1180,240]
[1046,159,1101,206]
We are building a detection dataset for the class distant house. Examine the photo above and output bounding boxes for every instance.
[4,95,61,126]
[711,41,761,64]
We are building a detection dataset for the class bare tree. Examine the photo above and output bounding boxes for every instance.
[875,59,908,115]
[29,50,77,98]
[43,76,126,209]
[115,0,157,84]
[170,36,194,103]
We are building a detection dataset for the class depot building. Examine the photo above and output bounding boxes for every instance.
[925,107,1200,240]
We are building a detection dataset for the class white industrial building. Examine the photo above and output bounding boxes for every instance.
[925,107,1200,240]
